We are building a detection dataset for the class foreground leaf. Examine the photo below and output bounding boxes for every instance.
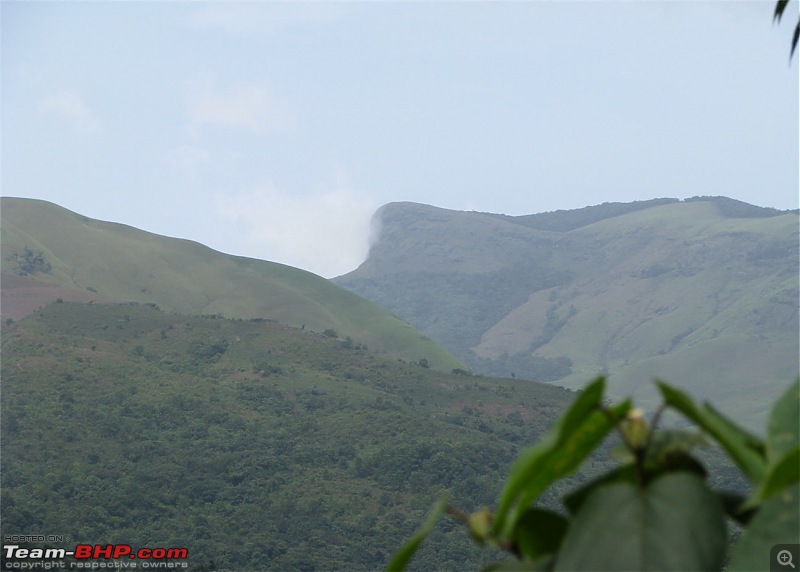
[743,379,800,507]
[554,472,727,571]
[766,378,799,464]
[513,508,569,563]
[387,498,447,572]
[729,482,800,571]
[750,444,800,505]
[644,428,707,465]
[717,491,757,526]
[562,464,637,516]
[492,378,604,530]
[657,382,766,483]
[493,377,630,537]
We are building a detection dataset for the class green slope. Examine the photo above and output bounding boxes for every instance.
[337,198,799,429]
[1,301,608,571]
[0,197,463,371]
[505,201,798,424]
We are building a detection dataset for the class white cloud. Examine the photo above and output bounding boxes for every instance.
[38,90,102,134]
[188,83,294,133]
[219,181,376,278]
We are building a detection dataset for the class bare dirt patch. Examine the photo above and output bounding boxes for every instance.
[452,399,532,420]
[1,273,114,320]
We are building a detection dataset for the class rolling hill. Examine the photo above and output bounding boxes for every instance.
[1,301,610,570]
[335,197,800,428]
[0,197,463,372]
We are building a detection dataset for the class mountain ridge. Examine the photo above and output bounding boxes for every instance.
[0,197,464,372]
[336,197,799,428]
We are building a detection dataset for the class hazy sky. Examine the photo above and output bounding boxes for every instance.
[3,1,798,277]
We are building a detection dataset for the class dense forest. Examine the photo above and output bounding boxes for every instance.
[0,302,749,570]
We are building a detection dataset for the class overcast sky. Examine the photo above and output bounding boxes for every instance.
[3,1,797,277]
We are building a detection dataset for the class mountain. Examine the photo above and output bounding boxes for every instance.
[0,201,754,570]
[335,197,799,428]
[0,197,463,372]
[1,301,612,570]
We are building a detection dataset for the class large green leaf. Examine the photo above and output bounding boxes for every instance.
[729,482,800,571]
[555,376,607,438]
[554,473,727,571]
[750,445,800,505]
[493,377,630,537]
[766,378,800,464]
[510,401,631,530]
[562,464,637,516]
[742,380,800,507]
[644,429,707,465]
[493,378,604,529]
[387,498,447,572]
[657,382,766,483]
[513,508,569,563]
[563,452,707,519]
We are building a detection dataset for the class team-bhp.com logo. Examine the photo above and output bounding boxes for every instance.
[3,544,189,569]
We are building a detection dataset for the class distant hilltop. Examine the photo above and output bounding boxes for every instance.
[336,196,800,429]
[0,196,465,372]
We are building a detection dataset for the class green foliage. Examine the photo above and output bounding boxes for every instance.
[656,381,767,483]
[0,301,764,570]
[556,472,727,571]
[386,499,447,572]
[492,378,630,538]
[187,339,229,364]
[9,247,52,275]
[728,483,799,571]
[392,377,800,571]
[2,301,610,571]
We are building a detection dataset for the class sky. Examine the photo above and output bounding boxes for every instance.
[2,1,798,278]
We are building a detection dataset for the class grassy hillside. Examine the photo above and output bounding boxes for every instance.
[336,198,799,428]
[0,197,463,372]
[529,201,798,417]
[1,301,626,571]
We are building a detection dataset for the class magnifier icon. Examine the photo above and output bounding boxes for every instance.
[778,550,796,569]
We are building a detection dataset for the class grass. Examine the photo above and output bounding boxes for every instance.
[1,197,463,372]
[337,199,799,429]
